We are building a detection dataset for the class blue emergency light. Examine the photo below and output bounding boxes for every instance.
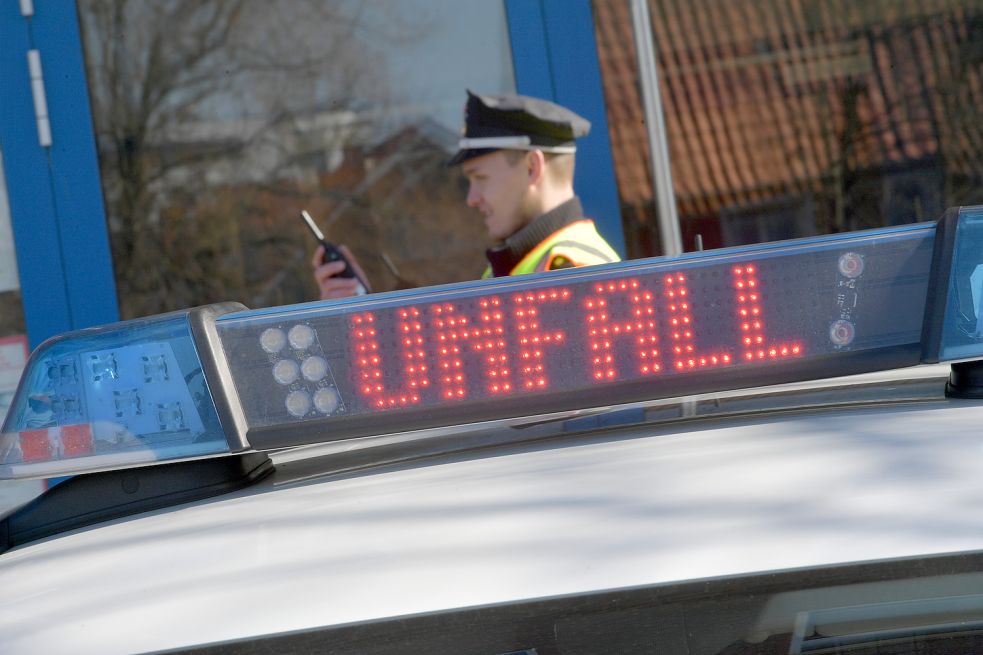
[3,206,983,480]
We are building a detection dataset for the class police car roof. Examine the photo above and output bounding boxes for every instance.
[2,365,980,654]
[3,207,983,653]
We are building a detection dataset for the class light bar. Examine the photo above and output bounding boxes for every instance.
[5,206,983,480]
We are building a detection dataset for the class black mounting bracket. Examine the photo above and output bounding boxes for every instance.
[0,452,272,554]
[945,360,983,399]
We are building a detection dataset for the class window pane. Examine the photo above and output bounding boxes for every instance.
[0,146,42,515]
[594,0,983,255]
[78,0,515,319]
[0,147,27,423]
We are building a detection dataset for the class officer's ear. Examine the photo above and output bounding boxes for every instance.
[526,149,546,186]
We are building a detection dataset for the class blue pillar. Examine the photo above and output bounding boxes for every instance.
[0,2,118,348]
[505,0,626,256]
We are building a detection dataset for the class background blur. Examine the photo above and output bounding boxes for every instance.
[4,0,983,409]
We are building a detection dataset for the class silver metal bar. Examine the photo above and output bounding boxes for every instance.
[27,49,52,148]
[630,0,683,256]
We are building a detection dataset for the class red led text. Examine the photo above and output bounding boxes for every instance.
[349,263,803,408]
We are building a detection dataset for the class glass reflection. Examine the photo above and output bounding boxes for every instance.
[0,147,28,425]
[78,0,515,318]
[0,145,41,516]
[594,0,983,256]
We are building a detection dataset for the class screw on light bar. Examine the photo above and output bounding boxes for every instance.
[0,310,234,480]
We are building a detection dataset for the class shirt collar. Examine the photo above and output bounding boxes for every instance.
[485,197,584,277]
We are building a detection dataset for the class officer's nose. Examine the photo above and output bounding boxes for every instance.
[466,183,481,208]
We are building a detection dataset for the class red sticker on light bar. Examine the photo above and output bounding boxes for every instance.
[216,225,935,448]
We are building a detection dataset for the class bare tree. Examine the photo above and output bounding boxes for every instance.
[79,0,434,318]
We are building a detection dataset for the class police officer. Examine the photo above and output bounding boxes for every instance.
[312,90,620,299]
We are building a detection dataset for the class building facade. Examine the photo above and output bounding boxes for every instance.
[4,0,983,424]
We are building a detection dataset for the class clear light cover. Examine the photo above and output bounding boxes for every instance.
[0,315,229,479]
[935,206,983,362]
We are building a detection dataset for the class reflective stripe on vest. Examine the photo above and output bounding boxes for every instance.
[520,220,619,274]
[482,219,620,278]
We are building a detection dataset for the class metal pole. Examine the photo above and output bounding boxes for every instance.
[630,0,683,256]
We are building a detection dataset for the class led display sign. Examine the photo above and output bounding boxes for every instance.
[217,224,936,449]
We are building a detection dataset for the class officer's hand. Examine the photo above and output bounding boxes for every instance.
[311,244,371,300]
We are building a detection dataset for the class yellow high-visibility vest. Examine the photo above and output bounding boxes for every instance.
[483,219,620,278]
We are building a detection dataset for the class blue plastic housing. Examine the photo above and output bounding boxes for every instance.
[923,206,983,362]
[0,313,229,479]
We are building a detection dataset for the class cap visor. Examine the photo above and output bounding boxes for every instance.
[447,148,497,167]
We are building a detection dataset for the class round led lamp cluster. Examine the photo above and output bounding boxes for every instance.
[829,252,865,348]
[260,325,340,418]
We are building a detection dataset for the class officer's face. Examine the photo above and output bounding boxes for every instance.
[463,151,533,241]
